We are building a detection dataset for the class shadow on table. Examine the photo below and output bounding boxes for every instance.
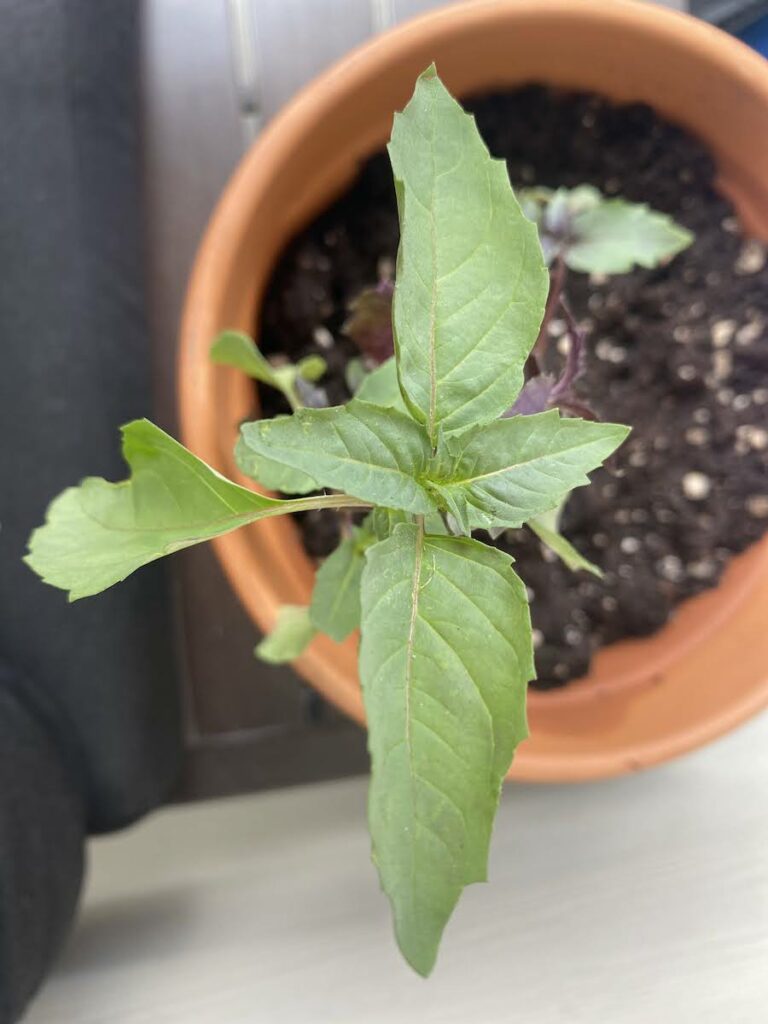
[55,892,197,974]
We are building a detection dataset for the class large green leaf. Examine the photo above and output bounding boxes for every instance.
[359,522,533,975]
[310,528,373,642]
[567,197,693,274]
[239,400,436,515]
[25,419,366,600]
[388,66,548,443]
[430,410,629,532]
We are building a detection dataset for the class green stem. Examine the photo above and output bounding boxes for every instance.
[296,494,371,514]
[282,382,303,413]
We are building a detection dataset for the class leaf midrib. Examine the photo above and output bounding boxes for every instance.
[427,90,438,445]
[79,487,368,536]
[402,519,426,907]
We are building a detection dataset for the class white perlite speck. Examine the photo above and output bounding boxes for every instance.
[685,427,709,446]
[711,320,736,348]
[312,326,334,349]
[595,339,616,361]
[682,472,711,501]
[620,536,641,554]
[688,559,715,580]
[735,239,767,275]
[657,555,684,582]
[737,425,768,451]
[548,318,566,338]
[747,495,768,518]
[713,350,732,380]
[628,449,647,467]
[736,320,763,346]
[564,626,582,646]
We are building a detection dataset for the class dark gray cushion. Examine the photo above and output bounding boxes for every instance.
[0,0,181,833]
[0,670,84,1024]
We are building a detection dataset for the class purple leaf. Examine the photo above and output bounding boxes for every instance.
[506,374,556,416]
[342,280,394,364]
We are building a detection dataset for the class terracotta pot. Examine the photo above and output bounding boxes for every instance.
[179,0,768,781]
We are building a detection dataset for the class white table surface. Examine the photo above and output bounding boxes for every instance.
[25,712,768,1023]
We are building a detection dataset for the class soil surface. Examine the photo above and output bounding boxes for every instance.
[258,86,768,689]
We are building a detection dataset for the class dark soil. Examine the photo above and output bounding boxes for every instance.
[258,86,768,690]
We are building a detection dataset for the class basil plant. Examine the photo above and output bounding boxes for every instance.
[27,68,651,975]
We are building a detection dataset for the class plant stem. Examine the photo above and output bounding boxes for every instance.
[549,294,586,404]
[338,506,355,540]
[282,383,303,414]
[297,494,371,514]
[550,294,596,420]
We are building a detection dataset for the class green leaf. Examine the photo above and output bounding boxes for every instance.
[296,354,327,382]
[367,507,411,541]
[25,419,367,600]
[256,605,316,663]
[345,357,369,395]
[211,331,326,411]
[520,186,692,273]
[240,400,437,515]
[359,522,533,976]
[234,435,319,495]
[430,410,629,532]
[310,528,373,642]
[388,66,548,442]
[528,506,601,577]
[567,198,693,274]
[211,330,295,396]
[354,357,408,414]
[210,330,275,380]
